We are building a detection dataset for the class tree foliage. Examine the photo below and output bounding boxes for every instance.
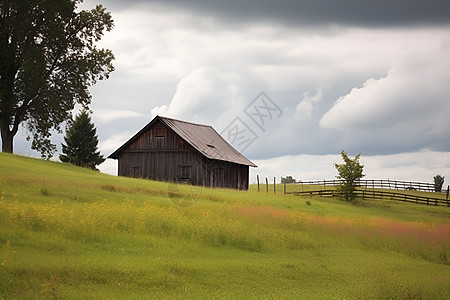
[334,150,365,201]
[60,111,104,170]
[433,174,445,192]
[281,176,296,183]
[0,0,114,158]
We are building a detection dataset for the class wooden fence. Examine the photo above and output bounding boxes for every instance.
[289,189,449,207]
[291,179,436,192]
[254,177,448,206]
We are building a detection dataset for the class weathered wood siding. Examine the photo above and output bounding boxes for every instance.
[117,120,249,190]
[198,158,249,190]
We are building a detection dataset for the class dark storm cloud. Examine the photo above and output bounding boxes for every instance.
[101,0,450,27]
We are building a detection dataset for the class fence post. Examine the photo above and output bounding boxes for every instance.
[284,182,286,195]
[257,175,260,192]
[265,177,268,194]
[274,177,276,194]
[446,185,449,206]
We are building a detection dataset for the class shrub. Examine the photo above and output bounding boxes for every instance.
[281,176,296,184]
[433,174,445,192]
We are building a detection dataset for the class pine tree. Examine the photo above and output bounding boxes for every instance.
[60,111,105,170]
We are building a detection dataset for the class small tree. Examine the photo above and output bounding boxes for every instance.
[433,174,445,192]
[60,111,104,170]
[281,176,296,183]
[334,150,365,201]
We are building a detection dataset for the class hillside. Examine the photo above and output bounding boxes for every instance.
[1,153,449,299]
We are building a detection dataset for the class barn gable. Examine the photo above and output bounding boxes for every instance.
[108,116,256,190]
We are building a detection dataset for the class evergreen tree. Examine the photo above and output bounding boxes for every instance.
[60,111,105,170]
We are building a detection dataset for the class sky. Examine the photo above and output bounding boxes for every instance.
[11,0,450,183]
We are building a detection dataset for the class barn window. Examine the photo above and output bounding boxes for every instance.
[154,126,166,149]
[154,136,165,149]
[179,165,192,181]
[155,127,166,137]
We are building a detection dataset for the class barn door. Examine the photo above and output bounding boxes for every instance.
[154,126,166,150]
[178,165,192,183]
[213,168,224,188]
[127,164,142,178]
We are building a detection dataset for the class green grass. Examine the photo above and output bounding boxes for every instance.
[1,153,449,299]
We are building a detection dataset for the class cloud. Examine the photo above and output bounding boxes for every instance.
[93,0,450,28]
[99,133,134,154]
[150,67,248,123]
[320,42,450,153]
[70,1,450,170]
[98,159,117,176]
[95,109,146,124]
[295,87,324,119]
[250,150,450,183]
[102,23,450,158]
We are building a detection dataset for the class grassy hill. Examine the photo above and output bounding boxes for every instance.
[1,153,449,299]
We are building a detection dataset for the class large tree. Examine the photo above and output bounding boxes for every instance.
[60,110,104,170]
[0,0,114,158]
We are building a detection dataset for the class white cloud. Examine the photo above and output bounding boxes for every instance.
[94,109,146,124]
[12,3,449,184]
[295,87,324,119]
[250,154,339,183]
[319,38,450,152]
[99,133,133,153]
[362,151,450,182]
[99,159,118,176]
[151,67,254,126]
[250,150,450,183]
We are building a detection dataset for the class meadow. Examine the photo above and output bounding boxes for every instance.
[0,153,449,299]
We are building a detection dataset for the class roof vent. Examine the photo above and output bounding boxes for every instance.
[207,144,215,148]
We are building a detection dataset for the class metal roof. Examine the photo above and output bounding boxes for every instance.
[108,116,257,167]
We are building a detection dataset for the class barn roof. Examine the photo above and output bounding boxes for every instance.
[108,116,257,167]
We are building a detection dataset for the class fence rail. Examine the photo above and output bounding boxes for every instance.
[289,189,449,207]
[292,179,436,192]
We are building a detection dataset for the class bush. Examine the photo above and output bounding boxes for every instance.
[281,176,296,183]
[433,174,445,192]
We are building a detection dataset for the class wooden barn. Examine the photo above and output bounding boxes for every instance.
[108,116,257,190]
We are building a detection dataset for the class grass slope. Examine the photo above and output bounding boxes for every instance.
[0,153,449,299]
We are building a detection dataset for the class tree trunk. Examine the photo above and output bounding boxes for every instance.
[1,127,14,153]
